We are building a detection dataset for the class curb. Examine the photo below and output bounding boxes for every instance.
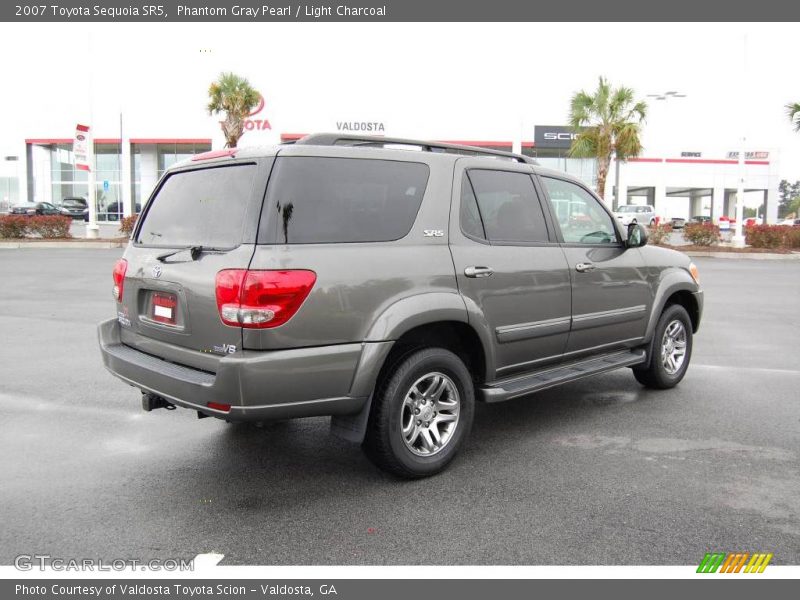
[0,241,126,249]
[684,251,800,260]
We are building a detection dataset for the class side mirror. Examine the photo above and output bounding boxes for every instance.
[627,223,649,248]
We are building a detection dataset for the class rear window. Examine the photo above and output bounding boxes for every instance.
[259,157,429,244]
[136,164,257,247]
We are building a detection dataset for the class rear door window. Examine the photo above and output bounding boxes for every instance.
[136,164,258,247]
[465,169,549,243]
[259,157,429,244]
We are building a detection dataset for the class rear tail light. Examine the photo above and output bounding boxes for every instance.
[112,259,128,302]
[207,402,231,413]
[215,269,316,329]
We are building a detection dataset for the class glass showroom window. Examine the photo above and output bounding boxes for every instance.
[523,147,598,191]
[132,142,211,209]
[157,142,211,178]
[131,144,142,209]
[49,143,88,206]
[95,143,123,221]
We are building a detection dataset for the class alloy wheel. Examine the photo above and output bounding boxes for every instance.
[400,372,460,457]
[661,319,688,375]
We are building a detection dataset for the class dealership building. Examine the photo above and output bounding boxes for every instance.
[2,116,780,224]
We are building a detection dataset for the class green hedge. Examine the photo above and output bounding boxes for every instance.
[683,222,720,246]
[0,215,72,239]
[745,224,800,249]
[647,223,672,246]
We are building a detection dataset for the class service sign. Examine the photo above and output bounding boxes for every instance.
[727,151,769,160]
[73,124,91,171]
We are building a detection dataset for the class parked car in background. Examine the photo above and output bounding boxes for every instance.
[670,217,686,229]
[691,216,711,224]
[58,197,89,219]
[777,218,800,227]
[613,204,656,227]
[9,202,60,216]
[103,201,142,221]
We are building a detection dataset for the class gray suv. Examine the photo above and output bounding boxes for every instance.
[98,134,703,478]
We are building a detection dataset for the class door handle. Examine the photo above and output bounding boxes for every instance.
[464,266,494,278]
[575,262,596,273]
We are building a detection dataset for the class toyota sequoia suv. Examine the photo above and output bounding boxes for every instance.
[98,134,703,478]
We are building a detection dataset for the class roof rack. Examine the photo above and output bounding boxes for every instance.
[293,133,537,165]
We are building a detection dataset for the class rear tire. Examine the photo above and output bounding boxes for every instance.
[633,304,693,389]
[362,347,474,478]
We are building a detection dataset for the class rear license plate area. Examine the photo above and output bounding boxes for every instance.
[151,292,178,325]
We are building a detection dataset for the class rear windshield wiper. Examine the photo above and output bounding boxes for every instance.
[156,245,226,263]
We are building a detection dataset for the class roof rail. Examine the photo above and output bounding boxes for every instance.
[294,133,537,165]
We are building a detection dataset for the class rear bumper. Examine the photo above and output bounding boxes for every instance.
[97,318,387,421]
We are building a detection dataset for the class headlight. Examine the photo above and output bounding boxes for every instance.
[688,262,700,285]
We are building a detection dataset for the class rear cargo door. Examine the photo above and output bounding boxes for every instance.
[117,159,272,363]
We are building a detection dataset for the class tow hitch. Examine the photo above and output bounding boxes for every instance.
[141,392,175,412]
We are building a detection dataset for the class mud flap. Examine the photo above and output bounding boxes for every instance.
[330,394,373,443]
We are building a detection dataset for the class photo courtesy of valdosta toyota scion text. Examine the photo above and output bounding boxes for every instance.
[0,0,799,596]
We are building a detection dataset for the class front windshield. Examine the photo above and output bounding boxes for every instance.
[617,206,637,213]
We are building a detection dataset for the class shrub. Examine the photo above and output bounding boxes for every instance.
[745,224,785,249]
[28,215,72,238]
[647,223,672,246]
[785,227,800,249]
[683,222,719,246]
[0,215,30,238]
[119,214,139,236]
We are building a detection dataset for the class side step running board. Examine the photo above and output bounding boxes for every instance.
[479,349,647,403]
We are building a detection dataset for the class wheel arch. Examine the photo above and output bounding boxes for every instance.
[362,292,494,379]
[333,314,490,445]
[638,272,701,370]
[644,270,701,342]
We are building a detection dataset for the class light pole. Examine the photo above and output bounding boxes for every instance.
[642,91,687,219]
[731,35,748,248]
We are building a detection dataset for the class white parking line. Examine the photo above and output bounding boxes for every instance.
[694,364,800,375]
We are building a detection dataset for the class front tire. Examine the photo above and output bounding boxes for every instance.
[633,304,693,389]
[362,347,474,478]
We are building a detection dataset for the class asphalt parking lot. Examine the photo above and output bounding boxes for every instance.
[0,249,798,566]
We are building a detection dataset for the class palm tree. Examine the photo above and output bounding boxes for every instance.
[787,102,800,132]
[568,76,647,202]
[207,72,261,148]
